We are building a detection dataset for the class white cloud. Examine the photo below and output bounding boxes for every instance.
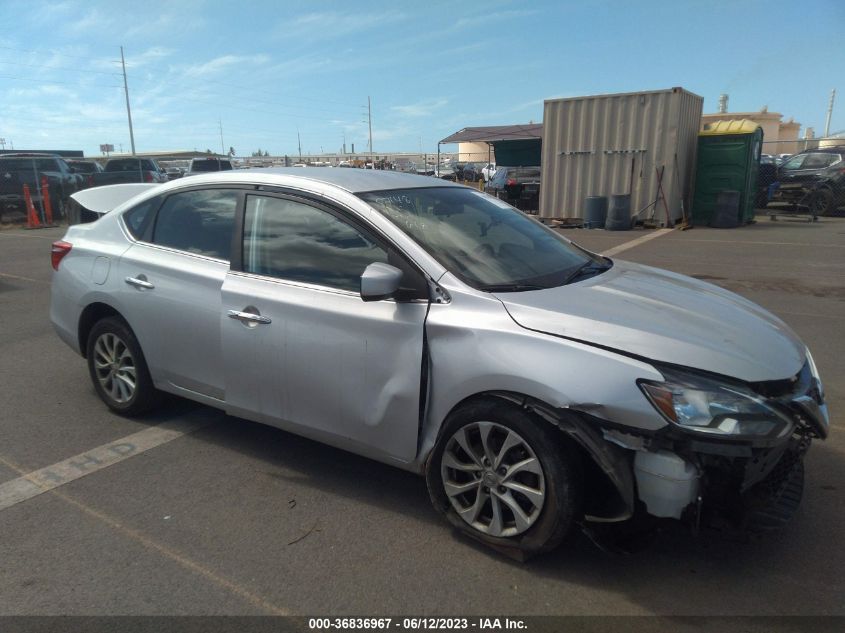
[282,10,408,40]
[391,99,449,118]
[451,9,539,30]
[183,54,270,77]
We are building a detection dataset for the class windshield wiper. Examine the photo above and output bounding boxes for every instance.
[478,283,546,292]
[562,258,612,286]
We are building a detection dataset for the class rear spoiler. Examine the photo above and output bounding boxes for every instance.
[68,183,160,224]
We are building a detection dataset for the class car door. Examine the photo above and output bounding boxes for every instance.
[117,187,241,400]
[221,192,429,464]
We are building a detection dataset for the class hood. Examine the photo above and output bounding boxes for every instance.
[497,260,805,382]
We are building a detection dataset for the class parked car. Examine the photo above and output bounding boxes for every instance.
[432,166,457,181]
[66,159,105,189]
[486,166,541,208]
[92,158,168,187]
[50,169,829,557]
[0,153,80,222]
[185,157,234,175]
[756,155,779,208]
[461,162,483,182]
[165,167,184,180]
[771,147,845,215]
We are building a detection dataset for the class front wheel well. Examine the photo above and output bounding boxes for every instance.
[433,390,635,524]
[78,302,124,358]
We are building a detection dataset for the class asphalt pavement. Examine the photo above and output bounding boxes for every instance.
[0,217,843,616]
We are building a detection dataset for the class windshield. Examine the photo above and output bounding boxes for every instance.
[359,187,605,290]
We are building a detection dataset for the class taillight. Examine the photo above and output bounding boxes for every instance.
[144,171,153,182]
[87,175,94,186]
[506,178,517,186]
[51,240,72,271]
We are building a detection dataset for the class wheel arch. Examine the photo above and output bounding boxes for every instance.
[423,389,636,524]
[78,301,127,358]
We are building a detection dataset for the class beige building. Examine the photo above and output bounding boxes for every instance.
[457,141,495,163]
[701,107,803,155]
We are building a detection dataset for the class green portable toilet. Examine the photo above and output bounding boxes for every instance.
[692,119,763,226]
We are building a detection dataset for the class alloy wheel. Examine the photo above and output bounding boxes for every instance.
[441,421,546,538]
[93,332,137,404]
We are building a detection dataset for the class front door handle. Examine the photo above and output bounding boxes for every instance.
[125,276,154,290]
[227,309,271,325]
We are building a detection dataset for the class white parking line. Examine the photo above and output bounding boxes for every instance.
[0,271,50,284]
[601,228,673,257]
[0,419,206,512]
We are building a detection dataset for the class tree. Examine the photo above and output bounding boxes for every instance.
[228,146,236,157]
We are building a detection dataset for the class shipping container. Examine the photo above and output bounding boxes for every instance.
[540,88,703,224]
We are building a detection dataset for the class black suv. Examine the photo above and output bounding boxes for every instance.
[772,147,845,216]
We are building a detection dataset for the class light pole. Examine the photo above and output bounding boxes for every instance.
[120,46,136,155]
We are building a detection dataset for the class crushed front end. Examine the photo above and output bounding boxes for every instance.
[568,353,830,546]
[631,355,829,532]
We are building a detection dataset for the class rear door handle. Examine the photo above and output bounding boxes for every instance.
[125,276,154,290]
[227,310,271,325]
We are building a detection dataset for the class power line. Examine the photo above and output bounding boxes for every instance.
[0,59,121,76]
[0,45,112,64]
[0,74,122,88]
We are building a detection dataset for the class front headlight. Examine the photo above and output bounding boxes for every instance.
[805,347,825,403]
[639,368,794,439]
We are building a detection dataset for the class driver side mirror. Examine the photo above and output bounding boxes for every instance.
[360,262,403,302]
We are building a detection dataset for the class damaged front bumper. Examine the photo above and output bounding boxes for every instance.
[544,360,830,534]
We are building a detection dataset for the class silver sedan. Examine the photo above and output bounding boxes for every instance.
[50,170,829,557]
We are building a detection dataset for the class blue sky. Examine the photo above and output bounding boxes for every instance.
[1,0,843,157]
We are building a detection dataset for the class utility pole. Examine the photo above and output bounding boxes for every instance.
[297,129,302,161]
[367,96,373,156]
[219,118,225,154]
[824,89,836,138]
[120,46,136,155]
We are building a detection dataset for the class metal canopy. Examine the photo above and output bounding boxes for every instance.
[439,124,543,144]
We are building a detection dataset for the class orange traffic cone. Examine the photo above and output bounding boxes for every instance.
[40,176,54,225]
[23,184,42,229]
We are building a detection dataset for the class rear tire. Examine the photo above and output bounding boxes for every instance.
[86,317,159,416]
[426,399,581,559]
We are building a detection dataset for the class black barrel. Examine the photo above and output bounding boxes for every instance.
[583,196,608,229]
[605,194,632,231]
[709,190,740,228]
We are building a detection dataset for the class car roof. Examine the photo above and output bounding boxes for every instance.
[795,146,845,155]
[196,167,466,193]
[0,152,60,158]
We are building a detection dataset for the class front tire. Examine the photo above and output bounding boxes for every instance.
[426,400,581,559]
[808,189,834,216]
[86,317,159,415]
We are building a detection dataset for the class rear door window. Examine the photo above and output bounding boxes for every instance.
[151,189,239,261]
